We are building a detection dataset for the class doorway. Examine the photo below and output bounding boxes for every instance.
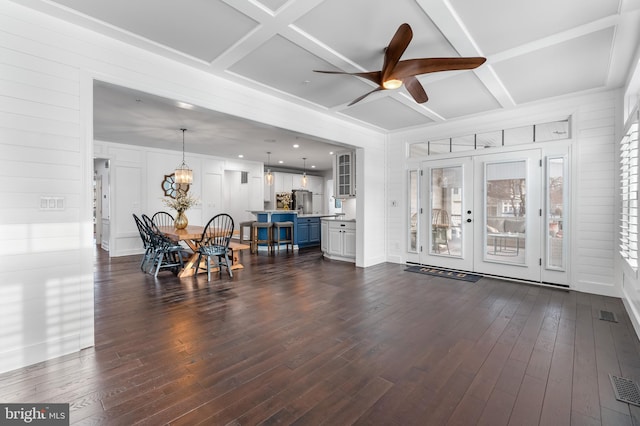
[93,158,110,251]
[418,147,569,286]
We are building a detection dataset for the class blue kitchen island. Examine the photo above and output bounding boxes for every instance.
[250,210,340,250]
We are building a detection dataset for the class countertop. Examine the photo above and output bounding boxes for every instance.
[250,210,352,220]
[298,213,343,219]
[320,216,356,222]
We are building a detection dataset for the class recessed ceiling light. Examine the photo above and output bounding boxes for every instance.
[278,160,284,164]
[329,151,334,155]
[176,101,194,110]
[311,165,316,169]
[238,154,244,158]
[293,144,299,148]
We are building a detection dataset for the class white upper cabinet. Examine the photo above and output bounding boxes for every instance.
[334,151,355,198]
[275,172,294,193]
[308,175,324,195]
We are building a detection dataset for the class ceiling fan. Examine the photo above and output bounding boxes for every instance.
[314,23,486,106]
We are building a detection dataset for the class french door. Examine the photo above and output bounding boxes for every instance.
[472,150,542,282]
[419,148,567,286]
[419,156,474,272]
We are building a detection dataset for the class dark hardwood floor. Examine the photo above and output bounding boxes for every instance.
[2,246,640,425]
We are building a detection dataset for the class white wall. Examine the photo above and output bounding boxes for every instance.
[387,90,620,298]
[94,140,263,257]
[0,3,95,373]
[0,1,386,373]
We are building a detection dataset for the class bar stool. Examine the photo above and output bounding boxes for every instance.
[273,221,294,252]
[251,222,273,254]
[239,220,255,244]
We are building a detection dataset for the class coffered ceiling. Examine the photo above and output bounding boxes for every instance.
[16,0,640,171]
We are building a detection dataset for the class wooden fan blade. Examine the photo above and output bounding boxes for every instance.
[393,57,486,80]
[403,76,428,104]
[348,87,383,106]
[314,69,382,85]
[382,23,413,83]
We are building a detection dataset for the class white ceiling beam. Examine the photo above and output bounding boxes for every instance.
[607,9,640,88]
[212,0,325,71]
[415,0,515,108]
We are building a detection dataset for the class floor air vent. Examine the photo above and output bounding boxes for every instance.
[610,375,640,406]
[599,310,618,323]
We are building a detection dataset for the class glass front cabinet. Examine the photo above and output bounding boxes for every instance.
[334,150,355,198]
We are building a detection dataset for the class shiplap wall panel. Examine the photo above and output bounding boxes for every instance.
[0,3,92,373]
[0,111,79,138]
[0,127,79,151]
[385,135,408,263]
[573,95,616,293]
[0,46,80,81]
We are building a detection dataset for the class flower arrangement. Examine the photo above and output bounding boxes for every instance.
[277,192,292,209]
[162,191,200,213]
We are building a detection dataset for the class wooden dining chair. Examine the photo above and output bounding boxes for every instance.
[195,213,235,280]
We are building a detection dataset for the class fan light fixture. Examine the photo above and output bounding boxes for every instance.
[301,157,308,188]
[314,23,486,106]
[265,151,273,186]
[175,128,193,184]
[382,79,402,90]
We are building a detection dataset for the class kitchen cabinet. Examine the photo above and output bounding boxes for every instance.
[321,220,329,252]
[307,175,324,194]
[322,219,355,262]
[268,172,325,212]
[275,172,294,193]
[334,151,355,198]
[297,216,320,248]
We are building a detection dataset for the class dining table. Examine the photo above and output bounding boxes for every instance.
[158,225,250,278]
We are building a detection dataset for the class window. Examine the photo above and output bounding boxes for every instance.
[408,118,570,159]
[535,119,570,142]
[546,156,566,270]
[504,125,534,146]
[620,114,639,270]
[408,170,420,253]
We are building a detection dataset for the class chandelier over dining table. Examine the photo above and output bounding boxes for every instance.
[175,128,193,184]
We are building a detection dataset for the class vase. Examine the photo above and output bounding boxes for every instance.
[174,211,188,229]
[283,204,289,210]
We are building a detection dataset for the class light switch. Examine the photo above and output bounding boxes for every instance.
[40,196,65,211]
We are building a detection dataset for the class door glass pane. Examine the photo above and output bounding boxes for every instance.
[547,157,565,269]
[485,161,526,264]
[430,166,463,256]
[408,170,419,253]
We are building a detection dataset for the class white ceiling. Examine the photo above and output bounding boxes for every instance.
[17,0,640,171]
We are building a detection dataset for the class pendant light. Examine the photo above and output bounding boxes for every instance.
[175,128,193,184]
[265,151,273,186]
[301,157,308,188]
